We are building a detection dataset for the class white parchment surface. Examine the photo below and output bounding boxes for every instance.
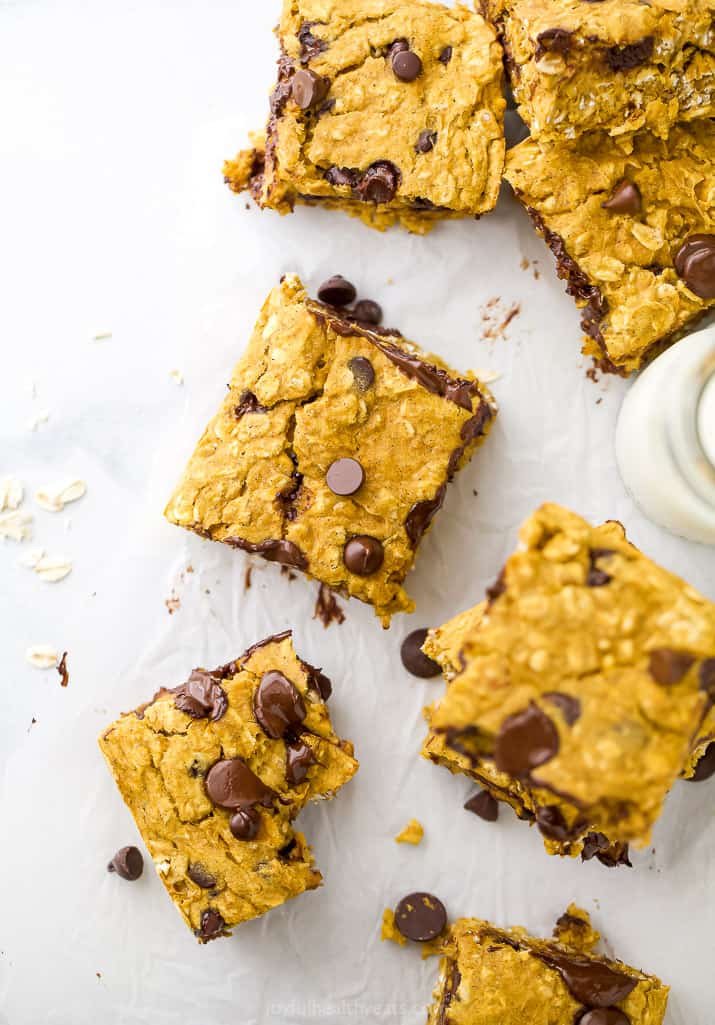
[0,2,713,1023]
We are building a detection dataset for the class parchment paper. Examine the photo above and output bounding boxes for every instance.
[1,2,713,1023]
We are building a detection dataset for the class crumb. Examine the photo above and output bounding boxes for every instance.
[313,583,345,628]
[185,564,194,574]
[596,397,603,405]
[96,971,102,979]
[500,303,521,332]
[28,717,37,733]
[92,332,112,342]
[245,202,251,210]
[520,257,529,271]
[533,267,540,280]
[395,819,424,845]
[27,410,50,432]
[586,365,600,384]
[169,369,184,386]
[481,299,521,341]
[165,593,181,615]
[280,565,297,581]
[472,490,479,497]
[57,652,69,687]
[244,566,252,591]
[553,904,601,954]
[381,908,407,947]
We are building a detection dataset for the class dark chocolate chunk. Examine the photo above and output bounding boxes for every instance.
[605,36,654,71]
[348,355,375,391]
[648,648,696,685]
[229,807,261,840]
[235,390,268,418]
[535,27,573,61]
[405,486,446,547]
[400,628,442,678]
[357,161,401,204]
[291,68,330,109]
[416,130,438,153]
[351,299,382,325]
[302,660,333,701]
[343,535,384,575]
[175,670,228,722]
[270,55,295,116]
[392,48,422,82]
[286,740,316,784]
[438,46,453,64]
[674,234,715,299]
[317,275,357,306]
[543,692,581,726]
[314,582,346,628]
[602,180,642,215]
[464,790,499,822]
[386,39,409,59]
[205,758,274,810]
[253,670,306,739]
[298,22,328,61]
[225,537,308,571]
[107,846,143,881]
[581,832,632,868]
[578,1010,631,1025]
[548,954,637,1007]
[535,805,574,842]
[394,892,447,942]
[187,863,217,889]
[700,658,715,699]
[57,651,69,687]
[198,908,226,941]
[325,166,360,189]
[690,743,715,782]
[326,457,365,496]
[587,547,615,587]
[494,702,559,777]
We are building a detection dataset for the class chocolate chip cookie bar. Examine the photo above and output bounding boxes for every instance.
[224,0,505,233]
[505,121,715,373]
[165,274,496,626]
[99,631,358,942]
[485,0,715,141]
[427,915,669,1025]
[423,503,715,864]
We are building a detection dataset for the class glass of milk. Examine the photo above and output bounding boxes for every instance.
[615,321,715,545]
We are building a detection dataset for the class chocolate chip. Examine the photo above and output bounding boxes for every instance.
[690,743,715,781]
[392,49,422,82]
[348,356,375,391]
[416,130,437,154]
[351,299,382,325]
[587,547,615,587]
[535,27,573,60]
[648,648,696,685]
[205,758,274,810]
[405,486,446,547]
[578,1010,631,1025]
[291,69,329,109]
[357,161,400,204]
[277,837,298,860]
[394,892,447,942]
[107,846,143,881]
[235,390,268,418]
[198,908,226,941]
[543,692,581,726]
[550,955,637,1007]
[229,807,261,840]
[602,180,642,215]
[317,275,357,306]
[400,628,441,678]
[675,234,715,299]
[286,740,316,784]
[494,702,559,777]
[386,39,409,59]
[580,832,632,868]
[605,36,654,71]
[438,46,453,64]
[326,457,365,496]
[700,658,715,699]
[298,22,328,61]
[343,535,384,575]
[225,537,308,571]
[187,863,217,889]
[464,790,499,822]
[175,670,228,722]
[253,670,306,739]
[325,166,360,189]
[535,805,573,842]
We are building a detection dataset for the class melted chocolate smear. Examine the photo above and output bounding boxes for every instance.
[205,758,275,810]
[405,485,446,547]
[581,832,632,868]
[535,27,573,61]
[225,537,308,571]
[187,863,217,889]
[314,582,346,628]
[57,651,69,687]
[197,908,227,942]
[605,36,654,71]
[298,22,328,62]
[286,740,316,784]
[536,805,580,842]
[700,658,715,700]
[175,670,228,721]
[486,568,507,604]
[300,659,333,701]
[648,648,696,685]
[437,960,461,1025]
[235,390,268,418]
[254,670,307,739]
[541,952,637,1007]
[689,742,715,782]
[494,702,559,777]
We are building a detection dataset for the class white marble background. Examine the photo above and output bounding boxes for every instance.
[0,2,713,1023]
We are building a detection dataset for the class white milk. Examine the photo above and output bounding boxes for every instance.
[616,323,715,545]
